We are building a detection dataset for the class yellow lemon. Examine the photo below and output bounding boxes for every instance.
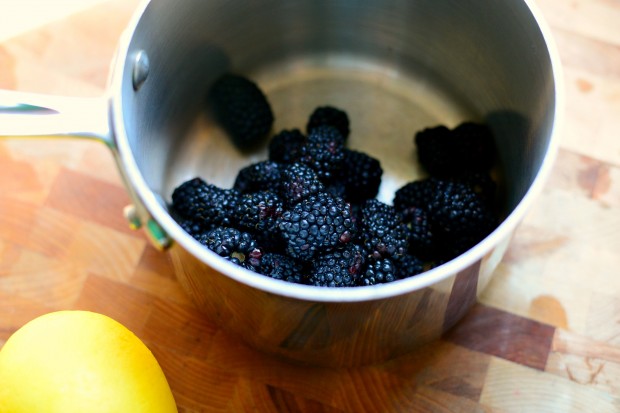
[0,310,177,413]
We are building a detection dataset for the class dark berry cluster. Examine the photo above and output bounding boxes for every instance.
[306,105,350,140]
[395,122,500,261]
[206,74,274,150]
[414,122,495,177]
[171,74,501,287]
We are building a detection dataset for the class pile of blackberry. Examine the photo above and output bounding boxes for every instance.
[171,73,501,287]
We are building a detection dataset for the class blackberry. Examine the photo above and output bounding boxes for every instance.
[414,122,496,177]
[394,254,425,280]
[426,180,497,240]
[452,122,496,173]
[393,177,445,213]
[414,125,454,177]
[279,163,325,207]
[306,106,350,140]
[206,74,274,150]
[359,258,397,286]
[233,190,284,234]
[171,177,239,229]
[337,149,383,203]
[394,175,496,214]
[298,125,345,182]
[360,199,408,260]
[234,161,282,194]
[324,180,348,200]
[394,177,498,262]
[456,171,497,208]
[277,192,357,261]
[196,226,262,270]
[308,244,367,287]
[349,202,364,233]
[259,253,306,284]
[401,206,435,259]
[268,129,305,164]
[177,217,206,239]
[433,232,482,263]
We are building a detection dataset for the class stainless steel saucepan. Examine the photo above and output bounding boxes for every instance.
[0,0,563,366]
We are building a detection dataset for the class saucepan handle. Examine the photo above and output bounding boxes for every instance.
[0,90,112,145]
[0,89,172,250]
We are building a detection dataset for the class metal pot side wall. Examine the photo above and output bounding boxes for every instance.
[169,240,504,367]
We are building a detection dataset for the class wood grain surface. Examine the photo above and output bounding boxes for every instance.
[1,1,620,411]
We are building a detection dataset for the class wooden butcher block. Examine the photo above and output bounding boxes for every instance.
[1,1,620,411]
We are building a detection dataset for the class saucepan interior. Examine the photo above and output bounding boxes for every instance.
[111,0,560,300]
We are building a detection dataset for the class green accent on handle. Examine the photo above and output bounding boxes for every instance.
[146,219,171,250]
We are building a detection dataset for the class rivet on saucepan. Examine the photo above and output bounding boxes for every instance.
[123,204,142,230]
[132,50,150,91]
